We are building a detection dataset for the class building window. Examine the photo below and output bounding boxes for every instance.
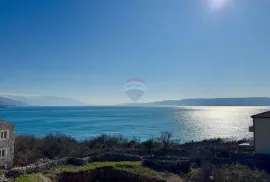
[0,130,8,140]
[0,149,7,157]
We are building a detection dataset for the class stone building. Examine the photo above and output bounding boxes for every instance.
[0,119,15,169]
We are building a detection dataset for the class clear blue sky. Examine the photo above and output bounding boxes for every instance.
[0,0,270,105]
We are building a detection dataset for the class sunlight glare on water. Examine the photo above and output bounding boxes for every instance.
[172,106,269,141]
[0,106,269,142]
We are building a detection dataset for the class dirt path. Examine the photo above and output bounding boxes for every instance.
[38,174,52,182]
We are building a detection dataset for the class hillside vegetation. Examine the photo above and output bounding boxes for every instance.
[11,132,270,182]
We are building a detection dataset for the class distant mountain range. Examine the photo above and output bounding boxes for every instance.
[0,94,86,106]
[2,95,270,107]
[0,97,27,107]
[123,97,270,106]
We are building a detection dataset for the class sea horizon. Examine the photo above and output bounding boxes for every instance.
[0,106,266,142]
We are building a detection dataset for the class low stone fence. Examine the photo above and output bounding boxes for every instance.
[59,167,166,182]
[90,153,142,162]
[142,159,192,174]
[6,153,142,178]
[6,157,68,178]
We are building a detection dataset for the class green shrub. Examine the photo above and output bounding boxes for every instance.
[142,138,155,154]
[190,163,270,182]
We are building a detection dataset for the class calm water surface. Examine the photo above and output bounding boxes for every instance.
[0,106,268,142]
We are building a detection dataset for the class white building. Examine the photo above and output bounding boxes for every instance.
[250,111,270,154]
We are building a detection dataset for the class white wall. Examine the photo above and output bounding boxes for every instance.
[254,118,270,153]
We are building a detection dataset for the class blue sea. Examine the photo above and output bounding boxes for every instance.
[0,106,269,142]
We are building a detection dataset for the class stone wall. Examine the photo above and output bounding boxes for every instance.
[143,159,192,174]
[6,153,142,178]
[6,157,68,178]
[89,153,142,162]
[59,167,166,182]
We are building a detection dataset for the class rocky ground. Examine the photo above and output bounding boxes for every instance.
[8,134,270,182]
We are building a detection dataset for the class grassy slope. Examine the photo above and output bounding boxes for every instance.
[9,161,158,182]
[8,174,50,182]
[8,161,270,182]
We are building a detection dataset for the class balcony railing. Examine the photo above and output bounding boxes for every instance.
[249,126,254,132]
